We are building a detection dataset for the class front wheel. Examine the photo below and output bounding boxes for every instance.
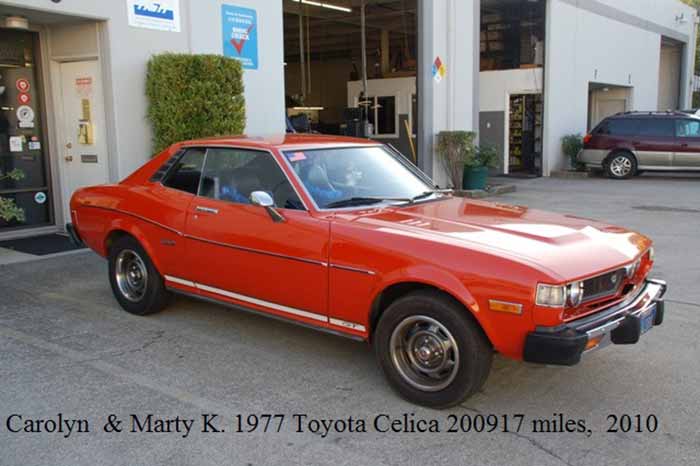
[374,290,493,409]
[108,235,170,315]
[606,152,637,179]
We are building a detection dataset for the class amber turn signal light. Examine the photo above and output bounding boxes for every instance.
[585,336,602,351]
[489,300,523,315]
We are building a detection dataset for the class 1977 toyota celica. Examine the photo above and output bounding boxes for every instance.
[68,135,666,408]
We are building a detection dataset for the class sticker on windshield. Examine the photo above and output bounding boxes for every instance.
[287,151,307,162]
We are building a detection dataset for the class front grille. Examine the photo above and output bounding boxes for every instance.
[582,269,626,302]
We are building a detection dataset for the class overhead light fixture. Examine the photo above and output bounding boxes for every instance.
[291,0,352,13]
[292,106,325,110]
[5,16,29,29]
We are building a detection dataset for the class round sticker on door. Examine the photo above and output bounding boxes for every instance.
[18,93,30,105]
[16,78,30,93]
[16,105,35,123]
[34,192,47,205]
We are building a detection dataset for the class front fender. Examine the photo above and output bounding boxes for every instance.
[370,264,499,347]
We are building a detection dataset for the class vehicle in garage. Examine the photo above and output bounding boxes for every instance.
[68,134,666,408]
[578,111,700,179]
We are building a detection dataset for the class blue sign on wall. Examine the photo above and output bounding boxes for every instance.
[222,4,258,70]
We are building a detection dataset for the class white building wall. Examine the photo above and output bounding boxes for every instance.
[542,0,697,174]
[419,0,479,186]
[480,69,543,112]
[0,0,285,181]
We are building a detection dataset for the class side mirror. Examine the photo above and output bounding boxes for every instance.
[250,191,286,223]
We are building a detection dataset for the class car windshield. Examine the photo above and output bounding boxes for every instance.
[283,146,436,209]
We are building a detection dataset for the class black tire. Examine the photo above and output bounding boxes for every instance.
[108,235,170,315]
[374,290,493,409]
[605,151,637,179]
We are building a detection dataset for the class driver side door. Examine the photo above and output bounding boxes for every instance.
[183,147,330,325]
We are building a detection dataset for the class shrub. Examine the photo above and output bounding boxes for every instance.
[562,134,585,171]
[146,53,246,153]
[436,131,476,188]
[0,169,25,223]
[470,144,500,169]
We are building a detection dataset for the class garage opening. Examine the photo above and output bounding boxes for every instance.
[283,0,418,163]
[479,0,546,176]
[658,36,683,112]
[587,83,632,131]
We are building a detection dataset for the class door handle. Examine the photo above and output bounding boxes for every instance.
[195,206,219,214]
[65,155,73,162]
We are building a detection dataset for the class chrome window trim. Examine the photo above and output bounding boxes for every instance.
[278,144,440,213]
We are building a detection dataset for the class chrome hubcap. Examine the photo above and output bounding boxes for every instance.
[390,315,460,392]
[610,156,632,177]
[115,249,148,302]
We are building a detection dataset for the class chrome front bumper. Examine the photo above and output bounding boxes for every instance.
[523,279,667,366]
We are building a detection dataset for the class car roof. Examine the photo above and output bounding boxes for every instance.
[607,111,697,120]
[177,134,380,151]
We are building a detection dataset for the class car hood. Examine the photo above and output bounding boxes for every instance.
[341,197,651,282]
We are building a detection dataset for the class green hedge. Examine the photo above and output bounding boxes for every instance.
[146,53,246,153]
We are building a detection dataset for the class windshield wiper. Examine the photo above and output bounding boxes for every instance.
[324,196,410,209]
[409,189,453,203]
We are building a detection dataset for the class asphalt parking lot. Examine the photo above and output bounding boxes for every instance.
[1,173,699,466]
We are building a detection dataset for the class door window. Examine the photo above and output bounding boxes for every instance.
[676,119,700,138]
[0,29,51,230]
[198,148,304,210]
[162,148,206,194]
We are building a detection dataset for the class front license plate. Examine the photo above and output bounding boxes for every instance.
[640,305,657,334]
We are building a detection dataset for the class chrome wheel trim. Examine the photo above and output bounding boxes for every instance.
[610,156,632,177]
[389,315,460,392]
[115,249,148,302]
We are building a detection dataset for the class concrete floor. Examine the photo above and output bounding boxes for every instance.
[1,173,699,466]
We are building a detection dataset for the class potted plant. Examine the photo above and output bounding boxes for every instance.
[463,143,499,190]
[562,134,585,171]
[436,131,476,189]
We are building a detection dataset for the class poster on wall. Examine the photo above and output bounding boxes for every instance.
[126,0,181,32]
[222,4,258,70]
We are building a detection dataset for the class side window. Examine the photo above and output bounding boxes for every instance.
[199,148,304,210]
[676,119,700,138]
[162,148,206,194]
[605,119,639,136]
[637,119,674,137]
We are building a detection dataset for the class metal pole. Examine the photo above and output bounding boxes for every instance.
[361,0,369,136]
[298,1,306,103]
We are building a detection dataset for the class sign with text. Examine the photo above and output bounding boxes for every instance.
[127,0,181,32]
[222,4,258,70]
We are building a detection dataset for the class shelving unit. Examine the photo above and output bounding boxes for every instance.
[508,93,543,175]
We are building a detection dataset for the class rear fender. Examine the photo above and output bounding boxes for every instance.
[106,218,164,273]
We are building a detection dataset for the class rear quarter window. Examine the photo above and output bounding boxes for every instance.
[637,119,675,137]
[596,119,638,136]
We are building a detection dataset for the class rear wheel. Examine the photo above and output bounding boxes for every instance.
[108,236,170,315]
[374,290,493,408]
[606,152,637,179]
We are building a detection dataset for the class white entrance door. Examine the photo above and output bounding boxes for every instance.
[57,60,109,224]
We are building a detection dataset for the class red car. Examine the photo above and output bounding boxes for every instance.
[69,135,666,408]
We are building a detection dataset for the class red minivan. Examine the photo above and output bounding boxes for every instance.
[578,111,700,179]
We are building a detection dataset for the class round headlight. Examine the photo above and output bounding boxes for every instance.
[567,281,584,307]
